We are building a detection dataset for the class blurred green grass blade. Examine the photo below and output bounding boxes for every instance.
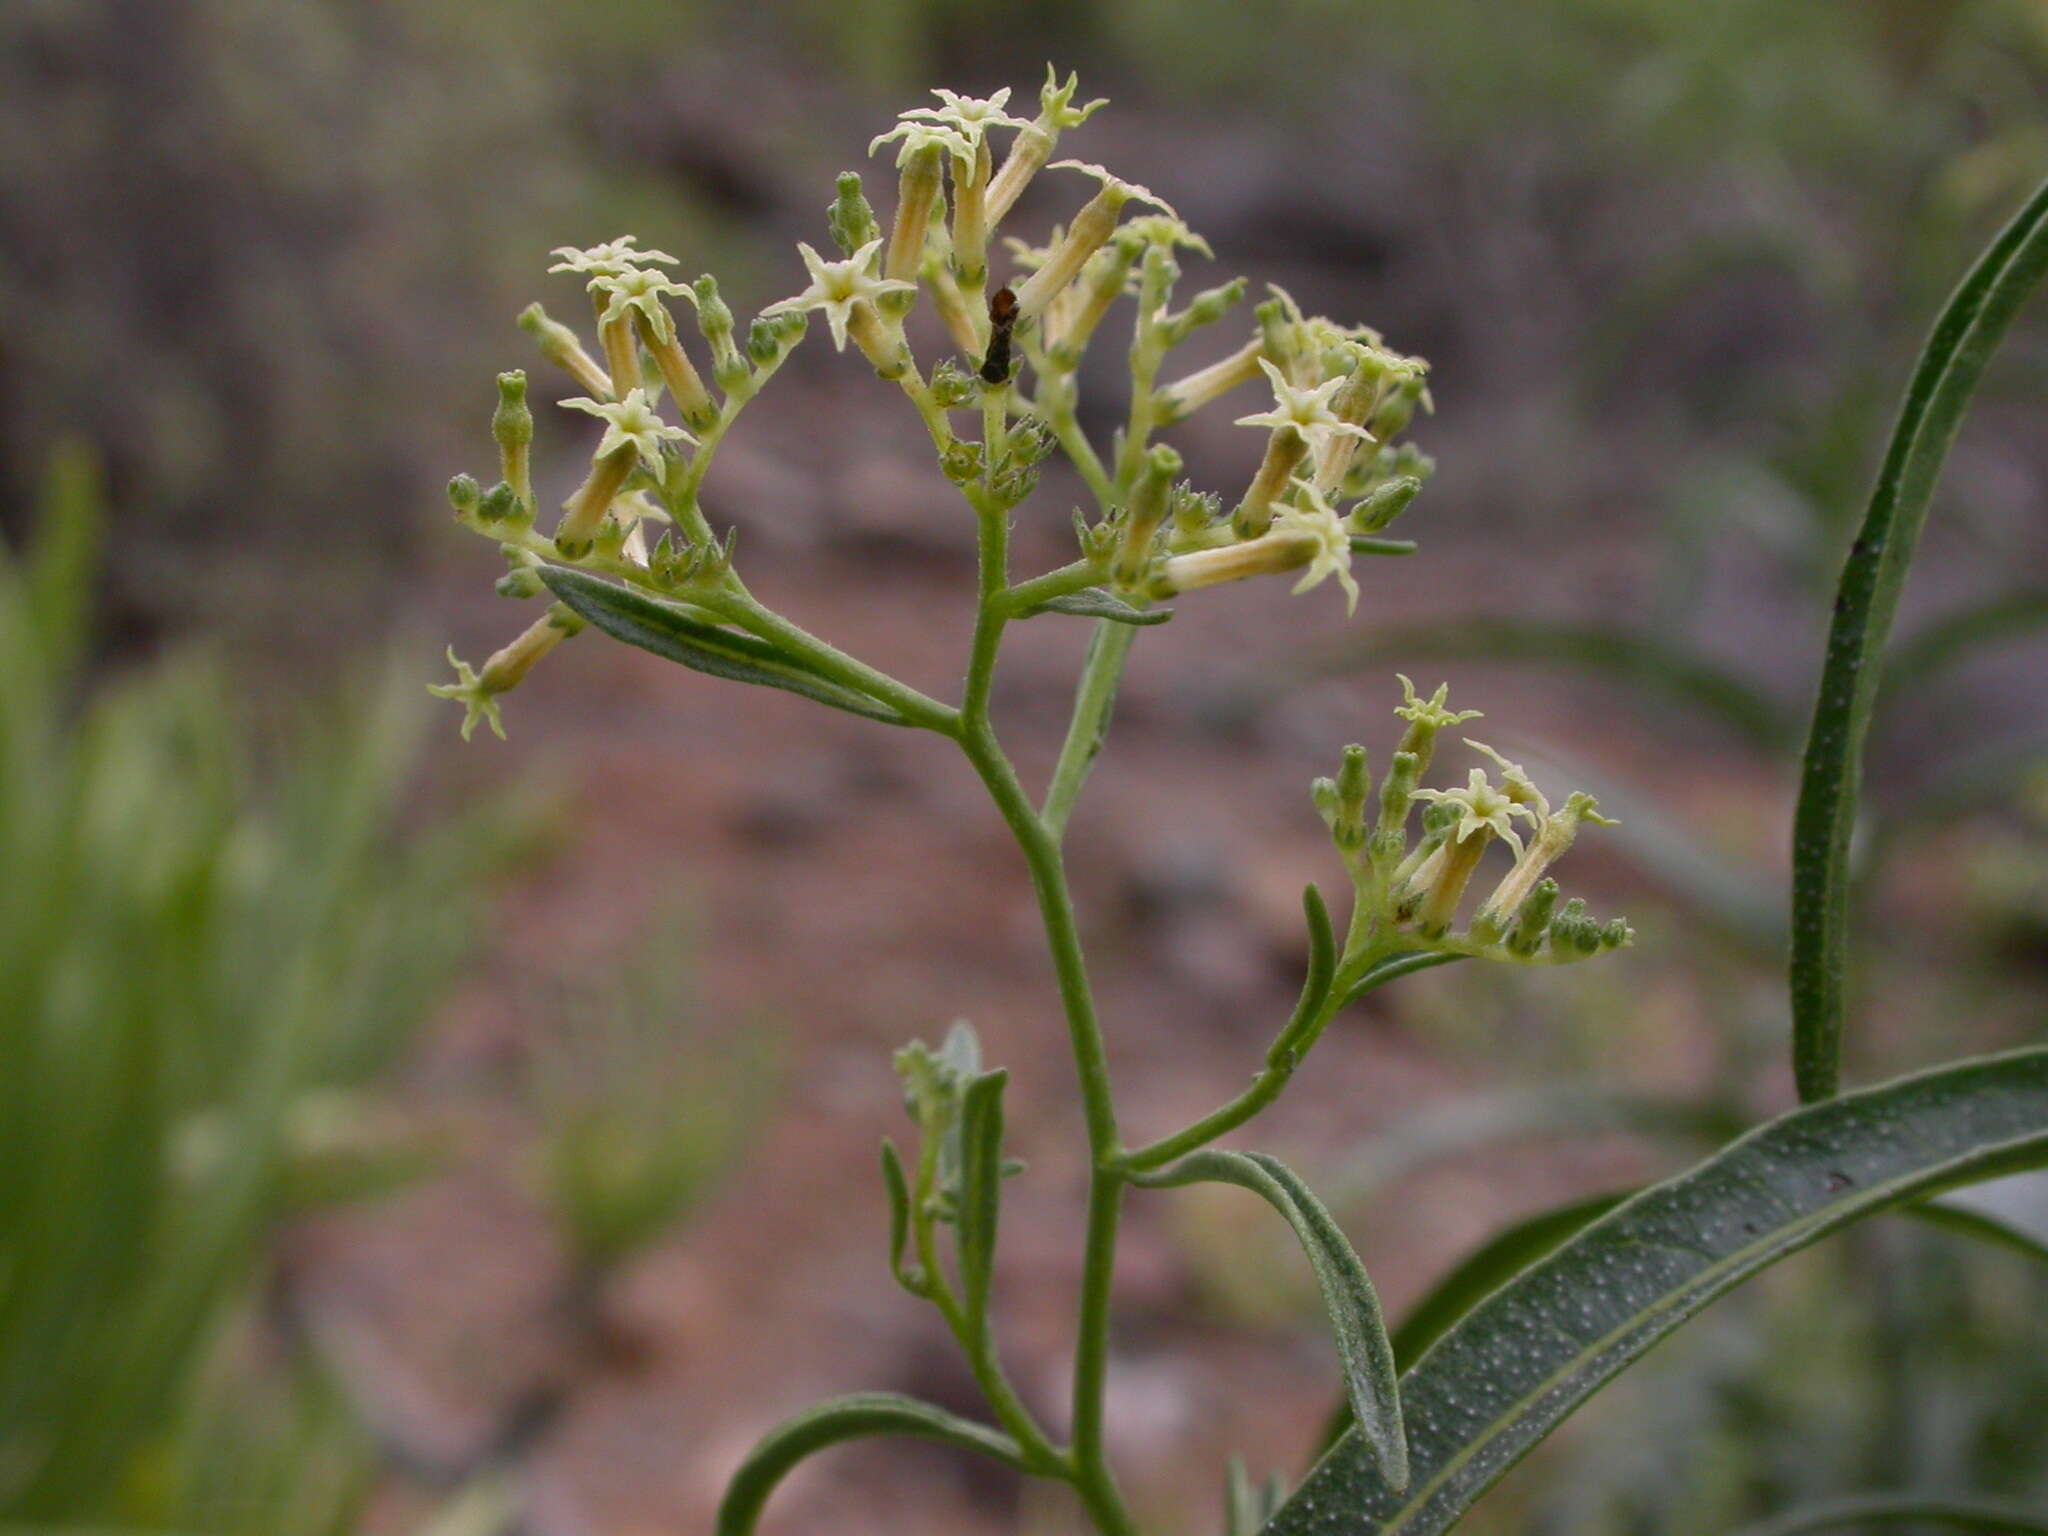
[714,1393,1027,1536]
[1261,1045,2048,1536]
[1884,587,2048,699]
[540,566,914,725]
[1790,173,2048,1103]
[1311,619,1793,753]
[1138,1151,1407,1493]
[23,440,105,688]
[1725,1494,2048,1536]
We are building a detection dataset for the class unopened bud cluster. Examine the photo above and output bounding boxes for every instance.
[432,68,1437,735]
[1312,678,1631,965]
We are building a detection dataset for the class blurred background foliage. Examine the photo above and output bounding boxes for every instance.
[3,1,2048,1532]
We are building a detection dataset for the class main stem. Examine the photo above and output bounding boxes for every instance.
[955,463,1136,1536]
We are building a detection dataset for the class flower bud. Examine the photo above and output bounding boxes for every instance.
[1369,749,1420,874]
[496,567,545,600]
[1506,878,1560,956]
[1155,337,1265,425]
[447,473,482,519]
[519,302,611,398]
[493,371,533,510]
[1162,277,1248,348]
[1233,425,1308,538]
[1311,776,1342,834]
[887,141,946,285]
[829,171,881,256]
[1350,476,1421,534]
[1334,744,1371,852]
[1049,232,1141,368]
[1113,444,1181,588]
[476,481,521,525]
[555,441,639,558]
[693,275,746,390]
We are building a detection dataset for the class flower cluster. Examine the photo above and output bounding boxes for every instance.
[1312,677,1631,964]
[433,68,1437,733]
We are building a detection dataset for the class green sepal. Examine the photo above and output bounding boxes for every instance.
[540,566,914,726]
[1348,536,1418,557]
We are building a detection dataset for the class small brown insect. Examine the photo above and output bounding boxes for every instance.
[980,286,1019,385]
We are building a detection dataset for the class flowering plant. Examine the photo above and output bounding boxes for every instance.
[432,71,2048,1536]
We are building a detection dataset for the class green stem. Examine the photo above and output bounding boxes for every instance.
[953,497,1135,1535]
[1041,621,1137,840]
[1116,943,1393,1175]
[999,558,1108,616]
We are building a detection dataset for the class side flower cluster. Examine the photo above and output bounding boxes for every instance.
[1312,678,1632,964]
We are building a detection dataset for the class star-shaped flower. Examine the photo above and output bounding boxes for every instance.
[760,239,915,352]
[903,87,1032,143]
[1036,66,1108,132]
[559,387,693,466]
[592,266,693,344]
[1047,160,1179,221]
[427,648,505,742]
[1235,358,1375,446]
[1271,481,1358,614]
[869,119,974,167]
[1411,770,1539,856]
[548,236,678,278]
[1395,675,1482,735]
[1464,740,1550,821]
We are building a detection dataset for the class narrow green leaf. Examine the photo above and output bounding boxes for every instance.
[1138,1151,1407,1493]
[1022,586,1175,624]
[540,566,914,725]
[1790,174,2048,1102]
[955,1070,1008,1325]
[1347,537,1419,558]
[1338,952,1463,1008]
[1726,1494,2048,1536]
[1292,885,1336,1028]
[1260,1046,2048,1536]
[714,1393,1025,1536]
[878,1139,912,1284]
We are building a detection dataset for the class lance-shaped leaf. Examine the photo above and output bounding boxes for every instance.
[1137,1150,1406,1491]
[1790,173,2048,1102]
[955,1069,1008,1326]
[716,1393,1026,1536]
[541,566,914,725]
[1022,586,1175,624]
[1260,1045,2048,1536]
[878,1138,913,1286]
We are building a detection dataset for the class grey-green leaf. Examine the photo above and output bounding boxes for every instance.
[1138,1150,1406,1492]
[1260,1045,2048,1536]
[1789,173,2048,1102]
[1024,587,1175,624]
[956,1069,1008,1325]
[540,566,914,725]
[715,1393,1025,1536]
